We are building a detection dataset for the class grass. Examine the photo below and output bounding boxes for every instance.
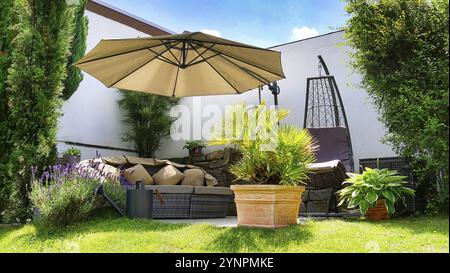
[0,216,448,253]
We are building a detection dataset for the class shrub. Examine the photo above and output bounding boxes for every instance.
[344,0,449,213]
[210,102,317,186]
[337,167,415,215]
[30,161,125,227]
[2,0,75,223]
[64,147,81,157]
[118,90,179,158]
[63,0,88,100]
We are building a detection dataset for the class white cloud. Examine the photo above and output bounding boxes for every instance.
[291,26,320,41]
[200,29,222,37]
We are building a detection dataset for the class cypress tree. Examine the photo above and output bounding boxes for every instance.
[63,0,88,100]
[3,0,74,222]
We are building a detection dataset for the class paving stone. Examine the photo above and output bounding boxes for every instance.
[309,188,333,201]
[306,201,329,213]
[206,150,224,161]
[302,190,310,201]
[209,159,224,169]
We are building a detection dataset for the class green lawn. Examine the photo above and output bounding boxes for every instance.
[0,216,448,253]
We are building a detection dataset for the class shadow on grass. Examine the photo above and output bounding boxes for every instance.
[206,224,314,252]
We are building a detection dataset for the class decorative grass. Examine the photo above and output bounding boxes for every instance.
[0,216,448,253]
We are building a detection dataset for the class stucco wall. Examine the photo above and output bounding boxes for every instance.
[56,10,145,159]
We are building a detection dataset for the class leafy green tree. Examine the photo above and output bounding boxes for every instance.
[118,90,179,158]
[2,0,74,222]
[344,0,449,213]
[0,0,16,221]
[63,0,88,100]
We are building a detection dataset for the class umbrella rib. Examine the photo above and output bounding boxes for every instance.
[191,41,285,79]
[75,41,177,65]
[217,55,270,85]
[185,44,216,67]
[191,45,241,94]
[107,41,182,88]
[147,48,180,66]
[192,41,270,85]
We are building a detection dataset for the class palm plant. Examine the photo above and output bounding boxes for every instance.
[337,167,415,215]
[210,102,317,186]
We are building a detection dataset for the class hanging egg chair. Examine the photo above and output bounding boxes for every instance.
[303,55,354,172]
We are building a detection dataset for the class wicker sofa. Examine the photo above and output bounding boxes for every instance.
[146,185,232,219]
[83,155,233,219]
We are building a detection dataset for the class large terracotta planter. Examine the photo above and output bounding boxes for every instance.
[230,185,305,228]
[366,199,390,220]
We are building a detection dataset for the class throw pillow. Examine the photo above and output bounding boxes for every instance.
[181,169,205,186]
[152,165,185,185]
[124,164,153,185]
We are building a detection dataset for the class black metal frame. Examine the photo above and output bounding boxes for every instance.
[303,55,354,172]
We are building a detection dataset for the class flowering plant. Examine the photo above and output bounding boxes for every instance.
[30,157,126,227]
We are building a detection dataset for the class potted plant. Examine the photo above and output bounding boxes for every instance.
[183,140,206,156]
[210,102,317,228]
[63,147,81,165]
[337,167,415,220]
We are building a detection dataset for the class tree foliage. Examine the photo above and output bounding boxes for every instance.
[0,0,16,221]
[1,0,74,223]
[63,0,88,100]
[344,0,449,213]
[118,90,179,158]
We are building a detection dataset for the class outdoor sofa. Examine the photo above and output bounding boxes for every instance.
[83,155,232,219]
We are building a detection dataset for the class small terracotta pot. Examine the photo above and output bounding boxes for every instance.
[366,199,390,220]
[189,147,203,155]
[230,185,305,228]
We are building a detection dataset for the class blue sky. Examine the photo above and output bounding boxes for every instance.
[103,0,348,48]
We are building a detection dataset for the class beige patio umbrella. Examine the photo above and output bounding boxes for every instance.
[75,32,285,97]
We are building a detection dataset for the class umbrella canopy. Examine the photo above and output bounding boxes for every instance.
[75,32,285,97]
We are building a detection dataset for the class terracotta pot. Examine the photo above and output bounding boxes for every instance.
[230,184,305,228]
[189,147,203,156]
[366,199,390,220]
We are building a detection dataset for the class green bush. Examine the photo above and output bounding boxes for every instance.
[338,167,415,215]
[118,90,179,158]
[30,162,125,227]
[210,102,317,185]
[344,0,449,213]
[1,0,75,223]
[63,0,88,100]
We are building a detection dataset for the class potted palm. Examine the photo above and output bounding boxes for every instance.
[337,167,415,220]
[183,140,206,156]
[210,102,317,228]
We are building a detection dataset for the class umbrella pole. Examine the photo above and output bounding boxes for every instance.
[258,86,262,104]
[268,82,281,126]
[268,82,280,110]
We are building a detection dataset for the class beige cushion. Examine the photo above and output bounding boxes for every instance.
[124,164,153,185]
[205,173,219,187]
[152,165,185,185]
[181,169,205,186]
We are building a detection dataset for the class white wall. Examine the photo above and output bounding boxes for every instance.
[58,13,396,169]
[57,10,148,159]
[156,31,397,169]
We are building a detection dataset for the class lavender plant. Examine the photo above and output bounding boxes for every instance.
[29,158,126,227]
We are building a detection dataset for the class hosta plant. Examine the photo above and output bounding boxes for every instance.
[337,167,415,215]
